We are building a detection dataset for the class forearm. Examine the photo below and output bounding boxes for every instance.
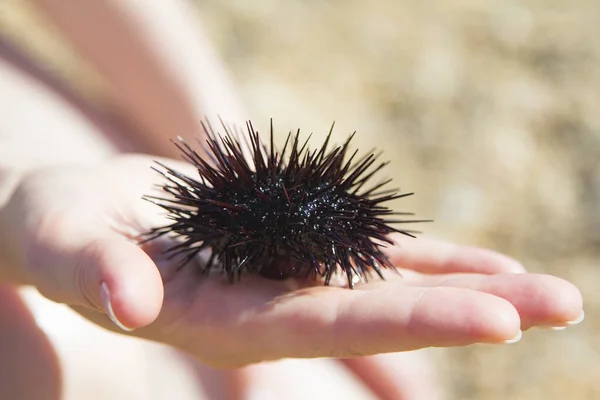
[32,0,248,158]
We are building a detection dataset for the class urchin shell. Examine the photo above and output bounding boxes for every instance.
[143,120,427,288]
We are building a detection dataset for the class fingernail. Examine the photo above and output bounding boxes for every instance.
[100,281,134,332]
[503,330,522,344]
[565,310,585,326]
[538,310,585,331]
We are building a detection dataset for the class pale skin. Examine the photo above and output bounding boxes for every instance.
[0,1,584,399]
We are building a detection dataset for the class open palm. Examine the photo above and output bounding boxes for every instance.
[8,154,583,369]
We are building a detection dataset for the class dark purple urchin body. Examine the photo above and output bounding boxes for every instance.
[143,120,428,288]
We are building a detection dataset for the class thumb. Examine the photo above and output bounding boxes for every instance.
[25,224,163,331]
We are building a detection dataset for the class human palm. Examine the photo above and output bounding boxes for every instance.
[8,154,583,368]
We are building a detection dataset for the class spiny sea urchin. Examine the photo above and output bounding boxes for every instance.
[143,120,428,288]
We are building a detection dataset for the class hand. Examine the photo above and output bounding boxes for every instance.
[4,154,583,370]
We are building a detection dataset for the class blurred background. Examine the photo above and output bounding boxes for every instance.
[1,0,598,398]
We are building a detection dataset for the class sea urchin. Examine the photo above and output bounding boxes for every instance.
[143,120,428,288]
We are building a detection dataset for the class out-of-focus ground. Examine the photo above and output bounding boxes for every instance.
[1,0,599,399]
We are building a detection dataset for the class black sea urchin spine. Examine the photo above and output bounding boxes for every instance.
[143,120,429,288]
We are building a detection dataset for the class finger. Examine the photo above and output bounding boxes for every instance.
[407,273,584,330]
[236,285,522,362]
[386,234,526,274]
[27,219,163,330]
[341,351,445,400]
